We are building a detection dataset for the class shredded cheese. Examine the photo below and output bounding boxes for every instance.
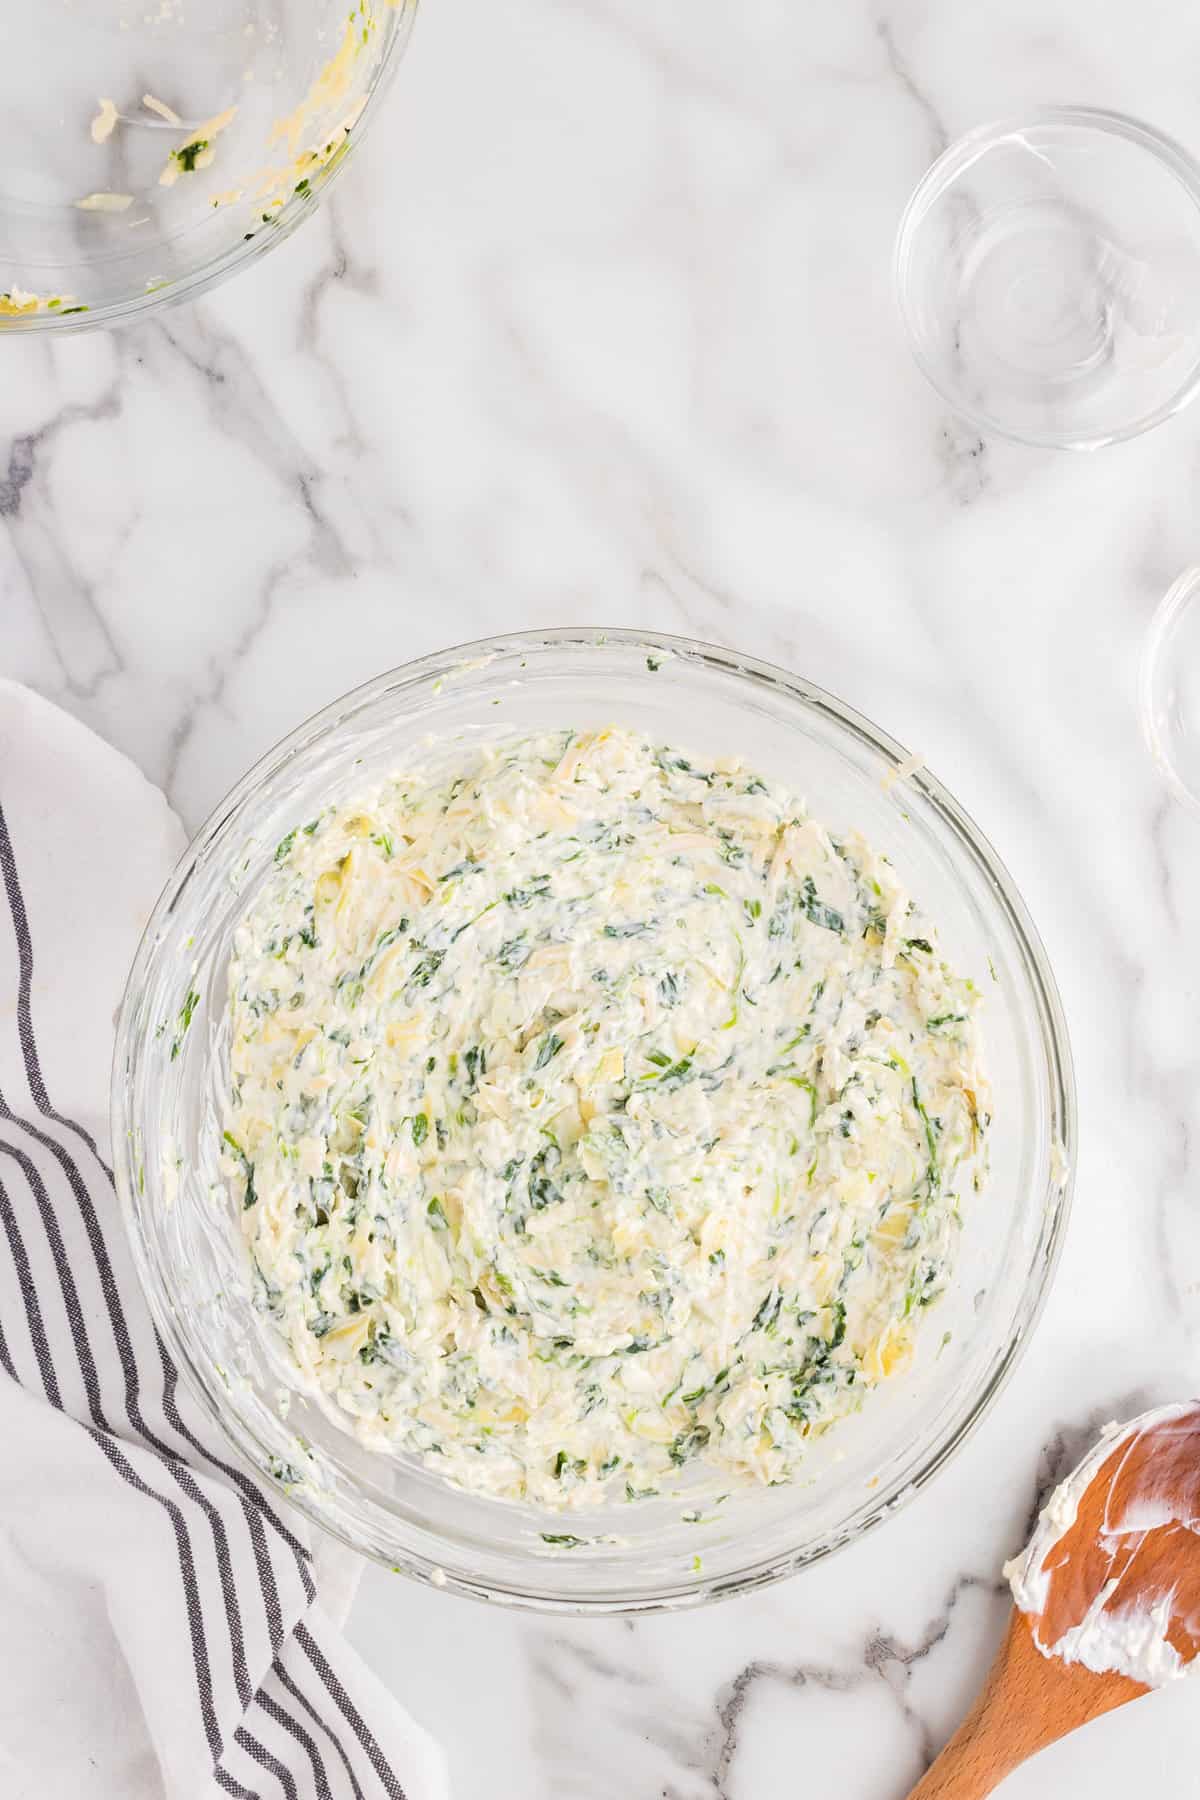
[159,106,237,187]
[142,93,183,126]
[74,192,134,213]
[90,98,119,145]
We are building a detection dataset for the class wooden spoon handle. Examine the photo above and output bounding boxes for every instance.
[906,1611,1035,1800]
[906,1610,1143,1800]
[907,1731,1006,1800]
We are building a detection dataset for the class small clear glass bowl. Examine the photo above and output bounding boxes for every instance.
[1,0,416,333]
[896,108,1200,448]
[112,630,1075,1613]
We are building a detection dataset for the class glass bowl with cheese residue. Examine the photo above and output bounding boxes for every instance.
[0,0,416,331]
[113,629,1076,1612]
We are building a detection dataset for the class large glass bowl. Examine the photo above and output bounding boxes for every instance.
[1,0,417,333]
[112,630,1075,1613]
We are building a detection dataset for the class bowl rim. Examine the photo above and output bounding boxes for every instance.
[112,625,1077,1612]
[894,103,1200,450]
[0,0,419,336]
[1139,564,1200,818]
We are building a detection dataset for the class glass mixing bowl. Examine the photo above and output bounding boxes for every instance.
[1,0,417,332]
[112,630,1075,1613]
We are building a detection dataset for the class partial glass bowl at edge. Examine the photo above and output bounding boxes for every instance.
[1,0,417,333]
[112,630,1075,1613]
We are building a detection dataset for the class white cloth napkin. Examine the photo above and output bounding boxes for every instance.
[0,681,449,1800]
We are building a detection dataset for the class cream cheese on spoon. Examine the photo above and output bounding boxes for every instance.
[1006,1401,1200,1687]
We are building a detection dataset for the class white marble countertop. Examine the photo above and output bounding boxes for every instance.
[5,1,1200,1794]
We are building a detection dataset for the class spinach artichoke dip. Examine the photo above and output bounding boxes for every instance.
[223,728,988,1511]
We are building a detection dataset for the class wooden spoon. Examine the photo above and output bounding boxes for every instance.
[906,1401,1200,1799]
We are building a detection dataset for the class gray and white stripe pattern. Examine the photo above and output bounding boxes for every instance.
[0,692,444,1800]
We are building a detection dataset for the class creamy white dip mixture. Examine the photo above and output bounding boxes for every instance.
[223,728,988,1509]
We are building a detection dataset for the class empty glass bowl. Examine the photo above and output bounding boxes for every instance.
[112,631,1075,1612]
[1,0,417,332]
[896,108,1200,448]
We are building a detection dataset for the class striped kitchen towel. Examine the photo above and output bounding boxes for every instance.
[0,682,449,1800]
